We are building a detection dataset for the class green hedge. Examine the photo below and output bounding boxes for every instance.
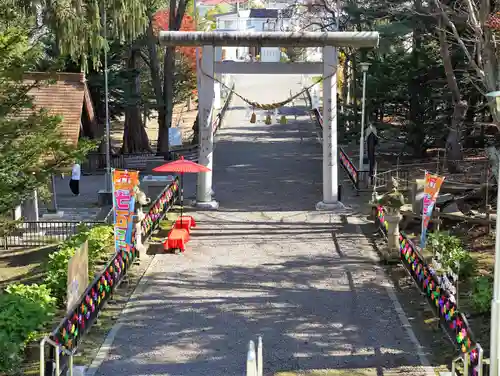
[45,224,114,306]
[0,224,114,374]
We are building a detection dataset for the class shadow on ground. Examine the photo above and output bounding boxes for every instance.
[95,219,435,376]
[182,121,323,213]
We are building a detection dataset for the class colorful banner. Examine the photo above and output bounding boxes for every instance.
[112,169,139,253]
[420,171,445,248]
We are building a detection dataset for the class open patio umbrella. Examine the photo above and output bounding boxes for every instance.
[152,156,211,223]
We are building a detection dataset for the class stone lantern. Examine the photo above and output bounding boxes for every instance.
[377,177,405,262]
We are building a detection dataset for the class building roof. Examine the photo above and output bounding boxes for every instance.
[22,72,96,146]
[249,8,292,18]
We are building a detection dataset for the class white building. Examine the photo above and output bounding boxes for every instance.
[197,0,249,17]
[214,8,292,62]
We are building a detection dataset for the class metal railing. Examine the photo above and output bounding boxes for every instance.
[310,107,410,193]
[375,206,484,376]
[40,178,180,376]
[246,336,263,376]
[81,152,159,174]
[142,177,180,239]
[1,221,103,249]
[366,168,410,191]
[339,147,359,189]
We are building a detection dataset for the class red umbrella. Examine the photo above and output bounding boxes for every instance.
[153,156,211,223]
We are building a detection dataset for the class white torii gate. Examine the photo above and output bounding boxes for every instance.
[159,31,379,211]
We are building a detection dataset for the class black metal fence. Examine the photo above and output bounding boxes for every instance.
[81,152,161,174]
[42,178,180,376]
[1,221,104,250]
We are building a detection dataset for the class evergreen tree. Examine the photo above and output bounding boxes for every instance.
[0,6,95,227]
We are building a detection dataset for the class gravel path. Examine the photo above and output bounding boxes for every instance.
[92,76,432,376]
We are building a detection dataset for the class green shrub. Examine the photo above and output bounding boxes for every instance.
[426,231,475,279]
[44,245,77,306]
[0,285,56,373]
[5,283,56,312]
[471,275,493,314]
[86,225,114,261]
[45,224,114,306]
[67,225,114,274]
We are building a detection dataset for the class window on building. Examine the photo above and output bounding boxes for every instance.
[223,20,232,29]
[246,19,251,28]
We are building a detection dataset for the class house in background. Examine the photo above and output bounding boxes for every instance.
[247,8,292,62]
[213,10,252,61]
[198,0,249,17]
[213,8,292,62]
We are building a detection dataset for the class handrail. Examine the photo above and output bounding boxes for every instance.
[375,206,484,376]
[40,177,180,376]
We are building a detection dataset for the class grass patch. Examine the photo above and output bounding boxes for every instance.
[0,245,58,288]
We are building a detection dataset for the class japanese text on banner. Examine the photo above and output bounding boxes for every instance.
[112,169,139,253]
[420,171,445,248]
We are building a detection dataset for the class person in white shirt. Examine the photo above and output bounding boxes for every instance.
[69,162,81,196]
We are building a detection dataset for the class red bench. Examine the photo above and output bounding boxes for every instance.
[163,228,190,253]
[173,216,197,233]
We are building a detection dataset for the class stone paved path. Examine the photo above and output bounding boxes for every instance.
[90,75,432,376]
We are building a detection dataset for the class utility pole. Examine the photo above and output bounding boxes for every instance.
[487,91,500,376]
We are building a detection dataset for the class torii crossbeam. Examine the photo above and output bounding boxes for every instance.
[159,31,379,211]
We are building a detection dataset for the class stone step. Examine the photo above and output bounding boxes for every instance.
[39,208,101,222]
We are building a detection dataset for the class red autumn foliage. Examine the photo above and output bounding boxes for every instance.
[153,10,200,71]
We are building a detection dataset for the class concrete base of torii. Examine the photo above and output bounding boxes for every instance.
[315,200,348,212]
[195,200,219,210]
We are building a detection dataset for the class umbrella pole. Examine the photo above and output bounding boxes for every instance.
[180,173,184,226]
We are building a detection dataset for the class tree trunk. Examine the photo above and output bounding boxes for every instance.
[122,46,152,153]
[351,53,358,131]
[157,46,175,154]
[156,0,189,155]
[145,17,165,153]
[409,0,422,152]
[438,16,467,172]
[341,53,349,106]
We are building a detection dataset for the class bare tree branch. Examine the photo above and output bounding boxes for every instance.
[432,0,486,80]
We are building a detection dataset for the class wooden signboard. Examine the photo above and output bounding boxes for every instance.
[67,240,89,312]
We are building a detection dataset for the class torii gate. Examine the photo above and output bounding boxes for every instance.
[159,31,379,211]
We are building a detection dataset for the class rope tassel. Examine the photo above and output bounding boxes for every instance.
[280,115,287,124]
[250,110,256,124]
[265,114,272,125]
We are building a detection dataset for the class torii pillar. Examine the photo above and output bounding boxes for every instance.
[158,31,379,211]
